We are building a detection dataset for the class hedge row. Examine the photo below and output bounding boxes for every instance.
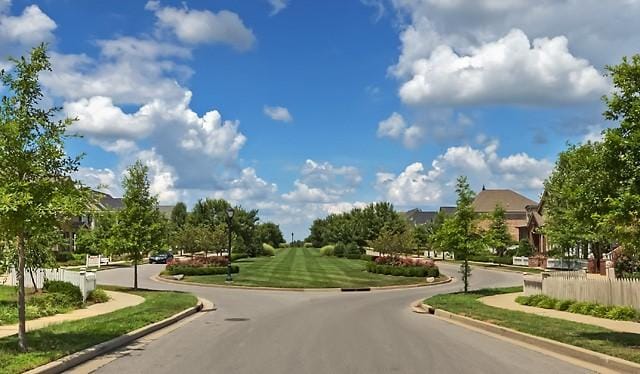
[467,255,513,265]
[516,294,639,321]
[366,263,439,278]
[166,265,239,276]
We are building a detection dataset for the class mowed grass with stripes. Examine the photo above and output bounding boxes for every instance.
[178,247,436,288]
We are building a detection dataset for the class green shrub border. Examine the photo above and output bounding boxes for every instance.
[366,263,439,278]
[166,265,239,276]
[515,294,639,322]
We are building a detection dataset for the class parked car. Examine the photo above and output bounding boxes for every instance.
[149,252,174,264]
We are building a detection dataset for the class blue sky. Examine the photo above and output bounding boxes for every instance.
[2,0,638,239]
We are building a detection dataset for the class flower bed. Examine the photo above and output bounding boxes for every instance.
[169,256,229,267]
[365,257,439,277]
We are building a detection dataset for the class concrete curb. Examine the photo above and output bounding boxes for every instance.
[426,305,640,374]
[151,274,452,292]
[25,298,206,374]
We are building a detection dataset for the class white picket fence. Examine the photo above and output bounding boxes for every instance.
[524,272,640,309]
[7,268,96,301]
[512,256,528,266]
[546,258,588,270]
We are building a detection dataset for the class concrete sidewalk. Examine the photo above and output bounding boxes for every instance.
[0,290,144,338]
[480,292,640,334]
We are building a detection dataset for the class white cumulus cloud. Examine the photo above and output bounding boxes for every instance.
[146,1,255,51]
[398,29,608,106]
[264,105,293,122]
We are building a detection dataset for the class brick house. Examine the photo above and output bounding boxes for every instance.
[472,187,537,243]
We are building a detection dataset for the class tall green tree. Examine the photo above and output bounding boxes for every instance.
[485,204,514,257]
[0,45,88,351]
[432,176,482,292]
[256,222,285,248]
[544,142,613,269]
[114,161,165,289]
[170,202,188,229]
[602,55,640,253]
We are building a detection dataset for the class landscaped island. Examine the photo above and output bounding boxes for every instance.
[162,247,446,288]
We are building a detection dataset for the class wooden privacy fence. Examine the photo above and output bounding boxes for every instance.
[541,274,640,310]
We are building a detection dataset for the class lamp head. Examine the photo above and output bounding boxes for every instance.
[226,207,235,219]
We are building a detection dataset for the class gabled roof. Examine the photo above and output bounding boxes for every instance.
[439,206,456,215]
[403,209,438,225]
[472,189,537,213]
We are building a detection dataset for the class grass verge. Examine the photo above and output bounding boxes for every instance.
[0,287,197,374]
[175,247,440,288]
[425,287,640,364]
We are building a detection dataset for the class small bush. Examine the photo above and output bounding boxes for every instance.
[27,293,77,318]
[54,251,76,263]
[536,297,556,309]
[230,253,248,261]
[303,242,313,248]
[279,243,289,248]
[334,242,346,257]
[606,306,638,320]
[360,254,373,261]
[343,242,363,259]
[166,265,239,276]
[43,280,83,305]
[87,288,110,303]
[591,304,611,318]
[555,299,573,311]
[319,245,335,256]
[262,243,275,256]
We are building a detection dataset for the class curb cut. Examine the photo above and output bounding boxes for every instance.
[25,299,206,374]
[426,306,640,374]
[152,274,452,292]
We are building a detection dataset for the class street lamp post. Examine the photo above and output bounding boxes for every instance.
[291,232,294,246]
[225,207,235,282]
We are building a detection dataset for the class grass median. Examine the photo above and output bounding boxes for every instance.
[425,287,640,364]
[0,287,197,374]
[174,247,441,288]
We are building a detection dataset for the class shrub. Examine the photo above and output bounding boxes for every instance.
[366,263,439,278]
[606,306,638,320]
[262,243,276,256]
[360,254,373,261]
[536,297,556,309]
[43,280,83,305]
[54,251,76,263]
[230,253,248,261]
[303,242,313,248]
[468,255,513,265]
[555,299,573,311]
[87,288,110,303]
[319,245,335,256]
[591,304,611,318]
[279,243,289,248]
[26,293,77,318]
[344,243,363,259]
[334,242,346,257]
[166,265,239,276]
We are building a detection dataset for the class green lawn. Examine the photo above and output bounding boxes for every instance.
[425,287,640,364]
[0,288,197,374]
[178,247,439,288]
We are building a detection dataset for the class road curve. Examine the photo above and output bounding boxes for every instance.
[85,263,591,374]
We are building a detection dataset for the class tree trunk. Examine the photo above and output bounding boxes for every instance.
[29,269,38,293]
[17,234,27,351]
[133,259,138,290]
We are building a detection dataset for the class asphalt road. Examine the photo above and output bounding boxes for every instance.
[84,263,591,374]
